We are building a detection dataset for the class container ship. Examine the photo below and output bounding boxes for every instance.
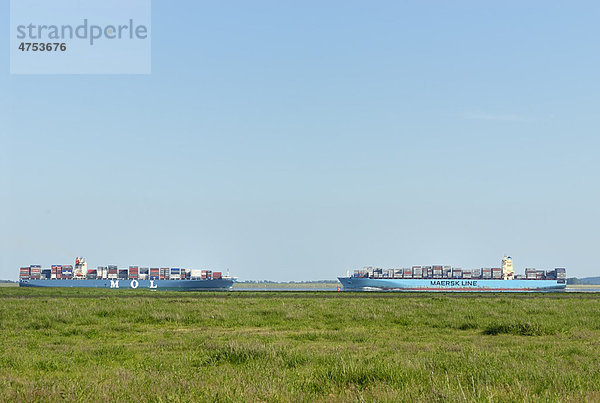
[18,258,235,291]
[338,256,566,292]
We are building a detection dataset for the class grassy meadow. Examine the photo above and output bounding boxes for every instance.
[0,288,599,401]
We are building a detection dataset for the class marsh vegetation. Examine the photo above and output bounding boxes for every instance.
[0,288,598,401]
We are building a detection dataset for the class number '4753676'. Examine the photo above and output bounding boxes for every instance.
[18,42,66,51]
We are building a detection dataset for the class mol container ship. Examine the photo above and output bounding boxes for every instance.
[338,256,566,292]
[19,258,235,291]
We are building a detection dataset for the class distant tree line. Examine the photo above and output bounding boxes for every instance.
[567,277,600,285]
[237,280,336,284]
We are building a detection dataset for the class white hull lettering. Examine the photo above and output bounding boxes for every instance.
[430,280,479,287]
[149,280,157,289]
[130,279,139,289]
[110,280,119,288]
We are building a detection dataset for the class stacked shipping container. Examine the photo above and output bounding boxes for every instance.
[108,266,118,279]
[29,265,42,279]
[51,265,61,279]
[350,264,561,281]
[19,263,229,283]
[128,266,139,280]
[19,267,30,279]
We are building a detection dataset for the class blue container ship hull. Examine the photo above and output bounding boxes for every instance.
[19,278,234,291]
[338,277,565,292]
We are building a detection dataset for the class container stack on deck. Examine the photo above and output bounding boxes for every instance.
[19,263,232,282]
[29,265,41,279]
[350,266,567,281]
[51,265,60,279]
[19,267,30,280]
[128,266,139,280]
[61,265,72,279]
[413,266,422,278]
[107,266,117,279]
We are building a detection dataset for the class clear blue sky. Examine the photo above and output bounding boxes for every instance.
[2,1,599,280]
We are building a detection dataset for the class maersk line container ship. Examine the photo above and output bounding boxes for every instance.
[19,258,235,291]
[338,257,566,292]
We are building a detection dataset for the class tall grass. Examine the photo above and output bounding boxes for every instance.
[0,288,599,401]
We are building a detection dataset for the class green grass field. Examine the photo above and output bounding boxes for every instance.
[1,288,599,401]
